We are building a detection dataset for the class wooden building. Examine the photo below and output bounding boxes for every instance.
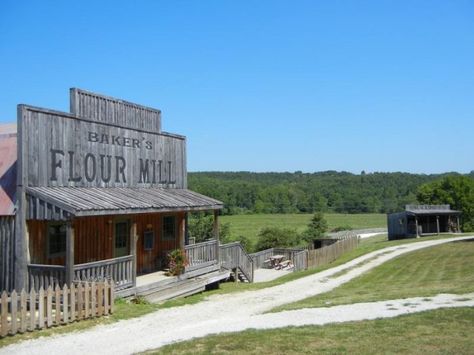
[0,89,253,297]
[387,204,461,240]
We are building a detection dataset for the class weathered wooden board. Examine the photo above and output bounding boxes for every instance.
[70,88,161,133]
[0,216,15,292]
[18,105,186,189]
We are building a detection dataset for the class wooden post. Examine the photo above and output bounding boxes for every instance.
[415,217,419,238]
[179,213,185,249]
[436,216,440,235]
[15,106,28,292]
[456,216,460,232]
[184,213,189,246]
[130,222,137,287]
[213,210,220,263]
[14,189,28,291]
[65,222,75,286]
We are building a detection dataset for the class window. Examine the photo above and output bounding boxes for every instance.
[48,223,67,258]
[162,216,176,240]
[144,230,154,250]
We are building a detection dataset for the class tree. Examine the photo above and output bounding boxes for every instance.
[221,234,254,253]
[255,227,301,251]
[187,213,230,242]
[417,176,474,232]
[302,212,328,243]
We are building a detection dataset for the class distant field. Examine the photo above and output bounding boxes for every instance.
[220,213,386,241]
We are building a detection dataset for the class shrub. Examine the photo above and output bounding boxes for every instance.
[221,234,254,253]
[255,227,301,251]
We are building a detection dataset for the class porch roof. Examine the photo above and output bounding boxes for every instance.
[25,186,223,219]
[405,204,461,216]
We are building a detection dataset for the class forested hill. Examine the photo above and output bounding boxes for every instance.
[188,171,474,215]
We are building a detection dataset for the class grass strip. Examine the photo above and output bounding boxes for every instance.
[148,307,474,354]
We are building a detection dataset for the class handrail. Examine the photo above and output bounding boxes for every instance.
[220,242,254,282]
[74,255,133,270]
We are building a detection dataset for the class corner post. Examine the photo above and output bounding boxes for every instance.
[14,188,27,291]
[130,222,137,287]
[456,216,460,233]
[213,210,220,263]
[65,221,75,286]
[436,216,440,235]
[415,217,419,238]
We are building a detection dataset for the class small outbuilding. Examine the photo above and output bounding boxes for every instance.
[387,204,461,240]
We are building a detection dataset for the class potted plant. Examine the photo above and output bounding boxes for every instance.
[167,249,189,276]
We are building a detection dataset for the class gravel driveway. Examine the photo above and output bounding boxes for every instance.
[2,235,473,355]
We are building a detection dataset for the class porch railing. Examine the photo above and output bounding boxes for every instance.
[185,239,218,272]
[74,255,134,290]
[27,255,134,292]
[27,264,66,291]
[220,242,254,282]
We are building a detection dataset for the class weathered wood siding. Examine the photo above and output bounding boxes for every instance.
[18,106,186,189]
[0,216,15,291]
[387,212,407,240]
[70,88,161,133]
[28,213,184,274]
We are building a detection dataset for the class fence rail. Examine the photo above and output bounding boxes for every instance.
[0,281,114,338]
[185,239,218,272]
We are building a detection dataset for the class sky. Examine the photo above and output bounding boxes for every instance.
[0,1,473,174]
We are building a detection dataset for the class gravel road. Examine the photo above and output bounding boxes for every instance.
[2,235,473,355]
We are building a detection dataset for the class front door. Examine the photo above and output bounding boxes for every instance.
[114,221,130,257]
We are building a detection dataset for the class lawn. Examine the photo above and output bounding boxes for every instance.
[220,213,386,242]
[273,239,474,312]
[1,234,466,348]
[150,307,474,354]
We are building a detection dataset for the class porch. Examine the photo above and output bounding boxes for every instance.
[26,238,252,301]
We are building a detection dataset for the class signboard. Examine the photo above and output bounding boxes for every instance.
[18,91,186,189]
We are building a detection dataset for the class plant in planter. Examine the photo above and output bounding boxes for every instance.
[167,249,189,276]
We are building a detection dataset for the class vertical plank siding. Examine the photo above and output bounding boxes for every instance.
[27,212,184,275]
[70,88,162,133]
[0,216,15,292]
[0,281,114,338]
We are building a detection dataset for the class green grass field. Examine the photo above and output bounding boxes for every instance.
[221,213,386,242]
[273,239,474,311]
[150,238,474,354]
[151,308,474,354]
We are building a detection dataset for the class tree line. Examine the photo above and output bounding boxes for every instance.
[188,171,474,215]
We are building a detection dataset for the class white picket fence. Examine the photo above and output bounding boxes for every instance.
[0,281,114,337]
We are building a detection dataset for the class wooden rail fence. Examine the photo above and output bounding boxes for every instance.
[0,281,114,338]
[307,236,359,268]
